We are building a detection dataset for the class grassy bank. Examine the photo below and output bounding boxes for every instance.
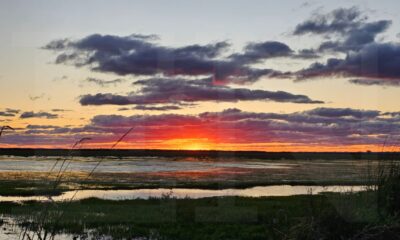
[1,191,397,240]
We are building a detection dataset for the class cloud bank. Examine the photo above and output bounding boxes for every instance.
[292,7,400,86]
[79,77,323,106]
[2,107,399,150]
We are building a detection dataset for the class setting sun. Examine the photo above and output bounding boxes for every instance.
[165,138,215,150]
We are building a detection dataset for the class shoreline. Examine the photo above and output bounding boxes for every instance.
[0,177,371,197]
[1,148,400,160]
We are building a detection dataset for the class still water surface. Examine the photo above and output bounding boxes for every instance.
[0,185,365,202]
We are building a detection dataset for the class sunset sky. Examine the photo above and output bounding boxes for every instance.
[1,0,400,151]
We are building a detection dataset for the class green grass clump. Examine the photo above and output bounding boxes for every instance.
[376,160,400,218]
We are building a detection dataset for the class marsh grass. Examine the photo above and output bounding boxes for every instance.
[0,193,390,240]
[16,127,134,240]
[282,139,400,240]
[375,158,400,218]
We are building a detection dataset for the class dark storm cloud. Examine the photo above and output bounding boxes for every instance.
[304,107,380,118]
[80,94,132,105]
[293,7,391,52]
[234,41,321,61]
[317,20,391,52]
[296,43,400,85]
[79,77,323,106]
[45,34,227,74]
[20,111,58,119]
[230,41,293,64]
[44,34,288,84]
[294,7,362,35]
[42,7,397,89]
[288,6,400,86]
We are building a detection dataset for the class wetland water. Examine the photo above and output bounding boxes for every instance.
[0,155,378,239]
[0,155,295,173]
[0,155,377,202]
[0,185,365,202]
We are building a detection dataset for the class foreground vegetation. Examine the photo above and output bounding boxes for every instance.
[0,190,399,240]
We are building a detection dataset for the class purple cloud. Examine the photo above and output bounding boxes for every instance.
[79,77,323,106]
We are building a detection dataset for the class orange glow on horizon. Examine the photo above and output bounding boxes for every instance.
[165,138,216,150]
[2,140,399,153]
[1,118,398,152]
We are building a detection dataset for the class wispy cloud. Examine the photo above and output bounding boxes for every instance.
[133,105,182,111]
[0,108,20,117]
[51,109,72,112]
[29,94,45,101]
[293,7,391,52]
[83,77,126,87]
[20,111,59,119]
